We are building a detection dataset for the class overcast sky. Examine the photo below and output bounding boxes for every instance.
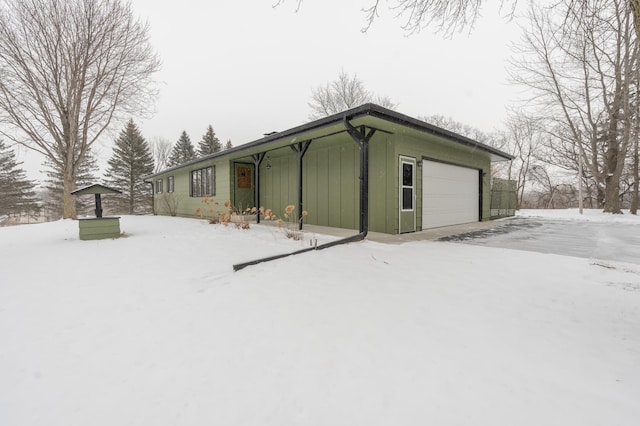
[18,0,524,181]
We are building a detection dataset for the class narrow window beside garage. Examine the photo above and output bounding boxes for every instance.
[402,162,414,210]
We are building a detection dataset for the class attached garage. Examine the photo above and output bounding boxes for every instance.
[422,160,480,229]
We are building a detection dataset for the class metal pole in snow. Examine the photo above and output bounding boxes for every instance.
[579,156,583,214]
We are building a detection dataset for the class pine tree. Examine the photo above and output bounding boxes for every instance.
[104,120,155,214]
[168,131,196,166]
[198,125,222,156]
[0,140,39,219]
[42,149,98,220]
[224,139,233,150]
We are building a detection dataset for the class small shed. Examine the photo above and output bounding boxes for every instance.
[71,184,122,240]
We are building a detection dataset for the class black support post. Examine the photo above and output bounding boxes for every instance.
[251,153,266,223]
[343,118,376,235]
[95,193,103,218]
[290,141,312,230]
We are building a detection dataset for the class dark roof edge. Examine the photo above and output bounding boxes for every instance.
[362,104,514,161]
[144,103,512,180]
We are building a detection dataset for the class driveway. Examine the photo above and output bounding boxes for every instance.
[440,216,640,265]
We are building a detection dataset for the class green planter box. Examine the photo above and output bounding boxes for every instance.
[78,217,121,241]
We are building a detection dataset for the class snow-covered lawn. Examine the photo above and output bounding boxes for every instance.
[1,212,639,426]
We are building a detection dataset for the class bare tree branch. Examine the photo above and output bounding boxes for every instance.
[308,70,396,119]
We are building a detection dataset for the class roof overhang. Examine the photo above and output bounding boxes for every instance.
[144,103,513,180]
[71,184,122,195]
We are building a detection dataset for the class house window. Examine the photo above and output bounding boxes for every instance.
[167,176,174,193]
[190,166,215,197]
[401,161,414,211]
[155,179,163,194]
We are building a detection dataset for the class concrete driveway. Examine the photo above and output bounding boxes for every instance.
[440,216,640,265]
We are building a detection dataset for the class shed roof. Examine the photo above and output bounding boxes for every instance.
[144,103,513,180]
[71,184,122,195]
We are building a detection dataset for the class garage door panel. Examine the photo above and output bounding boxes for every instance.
[422,161,479,229]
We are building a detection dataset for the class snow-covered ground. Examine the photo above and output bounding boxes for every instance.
[1,211,639,426]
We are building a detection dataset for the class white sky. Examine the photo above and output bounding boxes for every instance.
[17,0,524,182]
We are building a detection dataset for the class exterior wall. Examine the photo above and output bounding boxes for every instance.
[258,135,360,229]
[259,148,299,219]
[301,134,359,230]
[153,158,232,218]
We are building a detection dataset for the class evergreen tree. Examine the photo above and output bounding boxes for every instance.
[198,125,222,156]
[224,139,233,150]
[42,148,98,220]
[104,120,155,214]
[0,140,39,219]
[168,131,196,166]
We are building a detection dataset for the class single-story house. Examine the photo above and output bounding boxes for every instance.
[144,104,513,235]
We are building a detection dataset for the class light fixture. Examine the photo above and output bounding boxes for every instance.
[265,156,271,170]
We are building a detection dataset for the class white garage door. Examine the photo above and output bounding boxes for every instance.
[422,160,479,229]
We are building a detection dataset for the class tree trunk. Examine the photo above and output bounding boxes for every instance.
[62,170,77,219]
[130,181,135,215]
[631,135,639,214]
[603,174,623,213]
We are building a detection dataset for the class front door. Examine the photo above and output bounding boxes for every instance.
[234,163,254,210]
[399,156,416,233]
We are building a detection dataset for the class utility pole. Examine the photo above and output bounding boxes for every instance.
[578,155,583,214]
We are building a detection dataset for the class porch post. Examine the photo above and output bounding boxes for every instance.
[251,153,266,223]
[290,141,312,230]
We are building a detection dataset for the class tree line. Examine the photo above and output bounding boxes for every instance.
[0,123,233,224]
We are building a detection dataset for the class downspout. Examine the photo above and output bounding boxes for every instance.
[251,153,266,223]
[343,117,376,235]
[291,141,312,230]
[232,116,374,272]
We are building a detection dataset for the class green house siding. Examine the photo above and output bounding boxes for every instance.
[259,150,298,218]
[301,134,358,230]
[153,158,232,218]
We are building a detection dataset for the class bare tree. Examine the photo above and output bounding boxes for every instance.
[631,55,640,214]
[502,111,541,209]
[419,114,495,143]
[275,0,517,35]
[309,70,396,119]
[150,137,173,173]
[509,0,637,213]
[0,0,160,219]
